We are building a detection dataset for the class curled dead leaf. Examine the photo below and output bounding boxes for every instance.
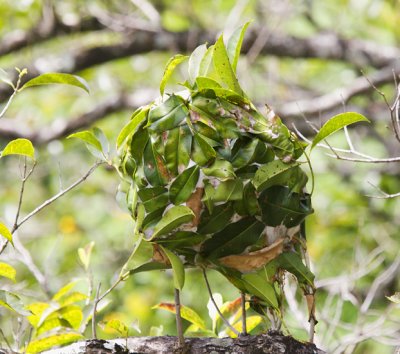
[152,244,170,264]
[219,239,284,273]
[305,293,317,323]
[186,187,203,226]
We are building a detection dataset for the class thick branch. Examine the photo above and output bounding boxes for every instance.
[1,26,400,102]
[277,63,400,120]
[30,333,325,354]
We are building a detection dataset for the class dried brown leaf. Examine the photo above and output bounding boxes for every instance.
[219,239,284,272]
[186,187,203,226]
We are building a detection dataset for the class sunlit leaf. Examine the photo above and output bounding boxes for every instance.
[169,166,200,205]
[227,22,251,73]
[59,292,88,307]
[99,319,129,337]
[311,112,370,150]
[53,281,77,302]
[195,77,222,90]
[0,262,16,282]
[213,35,242,95]
[0,222,13,244]
[213,179,243,202]
[189,44,208,85]
[199,45,214,77]
[228,315,262,338]
[116,107,149,149]
[1,138,35,159]
[67,130,102,153]
[128,261,171,276]
[242,273,279,308]
[21,73,89,93]
[151,205,194,240]
[153,303,206,329]
[26,333,83,354]
[159,246,185,290]
[78,241,95,271]
[386,292,400,304]
[160,54,188,96]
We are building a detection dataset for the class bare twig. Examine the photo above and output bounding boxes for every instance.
[174,288,185,347]
[240,292,247,335]
[14,161,104,232]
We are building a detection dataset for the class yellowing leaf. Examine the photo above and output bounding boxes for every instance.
[227,315,262,338]
[386,292,400,304]
[160,54,188,96]
[53,281,77,302]
[78,241,95,271]
[26,333,83,354]
[99,319,129,337]
[1,138,35,159]
[0,222,13,244]
[153,303,206,329]
[0,262,16,282]
[21,73,89,93]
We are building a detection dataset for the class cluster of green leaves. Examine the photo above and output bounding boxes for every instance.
[116,24,315,326]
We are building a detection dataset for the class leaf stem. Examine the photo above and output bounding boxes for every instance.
[202,268,240,336]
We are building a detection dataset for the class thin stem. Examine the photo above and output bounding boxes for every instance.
[240,292,247,336]
[0,328,13,352]
[174,288,185,347]
[14,161,103,232]
[92,282,102,339]
[202,268,240,336]
[0,68,26,119]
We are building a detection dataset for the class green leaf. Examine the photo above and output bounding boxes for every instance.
[195,77,223,90]
[78,241,95,271]
[0,262,16,282]
[99,319,129,337]
[153,303,206,329]
[138,187,169,213]
[116,107,149,149]
[227,22,251,73]
[311,112,370,150]
[52,281,77,302]
[1,138,35,159]
[164,126,192,176]
[169,166,200,205]
[213,35,242,95]
[231,139,259,169]
[0,290,30,315]
[259,186,313,227]
[0,222,13,245]
[160,54,188,96]
[26,333,84,354]
[192,133,216,166]
[67,130,102,152]
[277,252,315,287]
[198,203,234,234]
[242,273,279,309]
[143,139,170,186]
[151,206,194,240]
[201,217,264,259]
[21,73,89,93]
[189,44,208,85]
[213,179,243,202]
[202,159,235,180]
[159,246,185,290]
[156,231,205,249]
[199,45,214,76]
[252,160,300,192]
[148,95,189,132]
[128,261,171,276]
